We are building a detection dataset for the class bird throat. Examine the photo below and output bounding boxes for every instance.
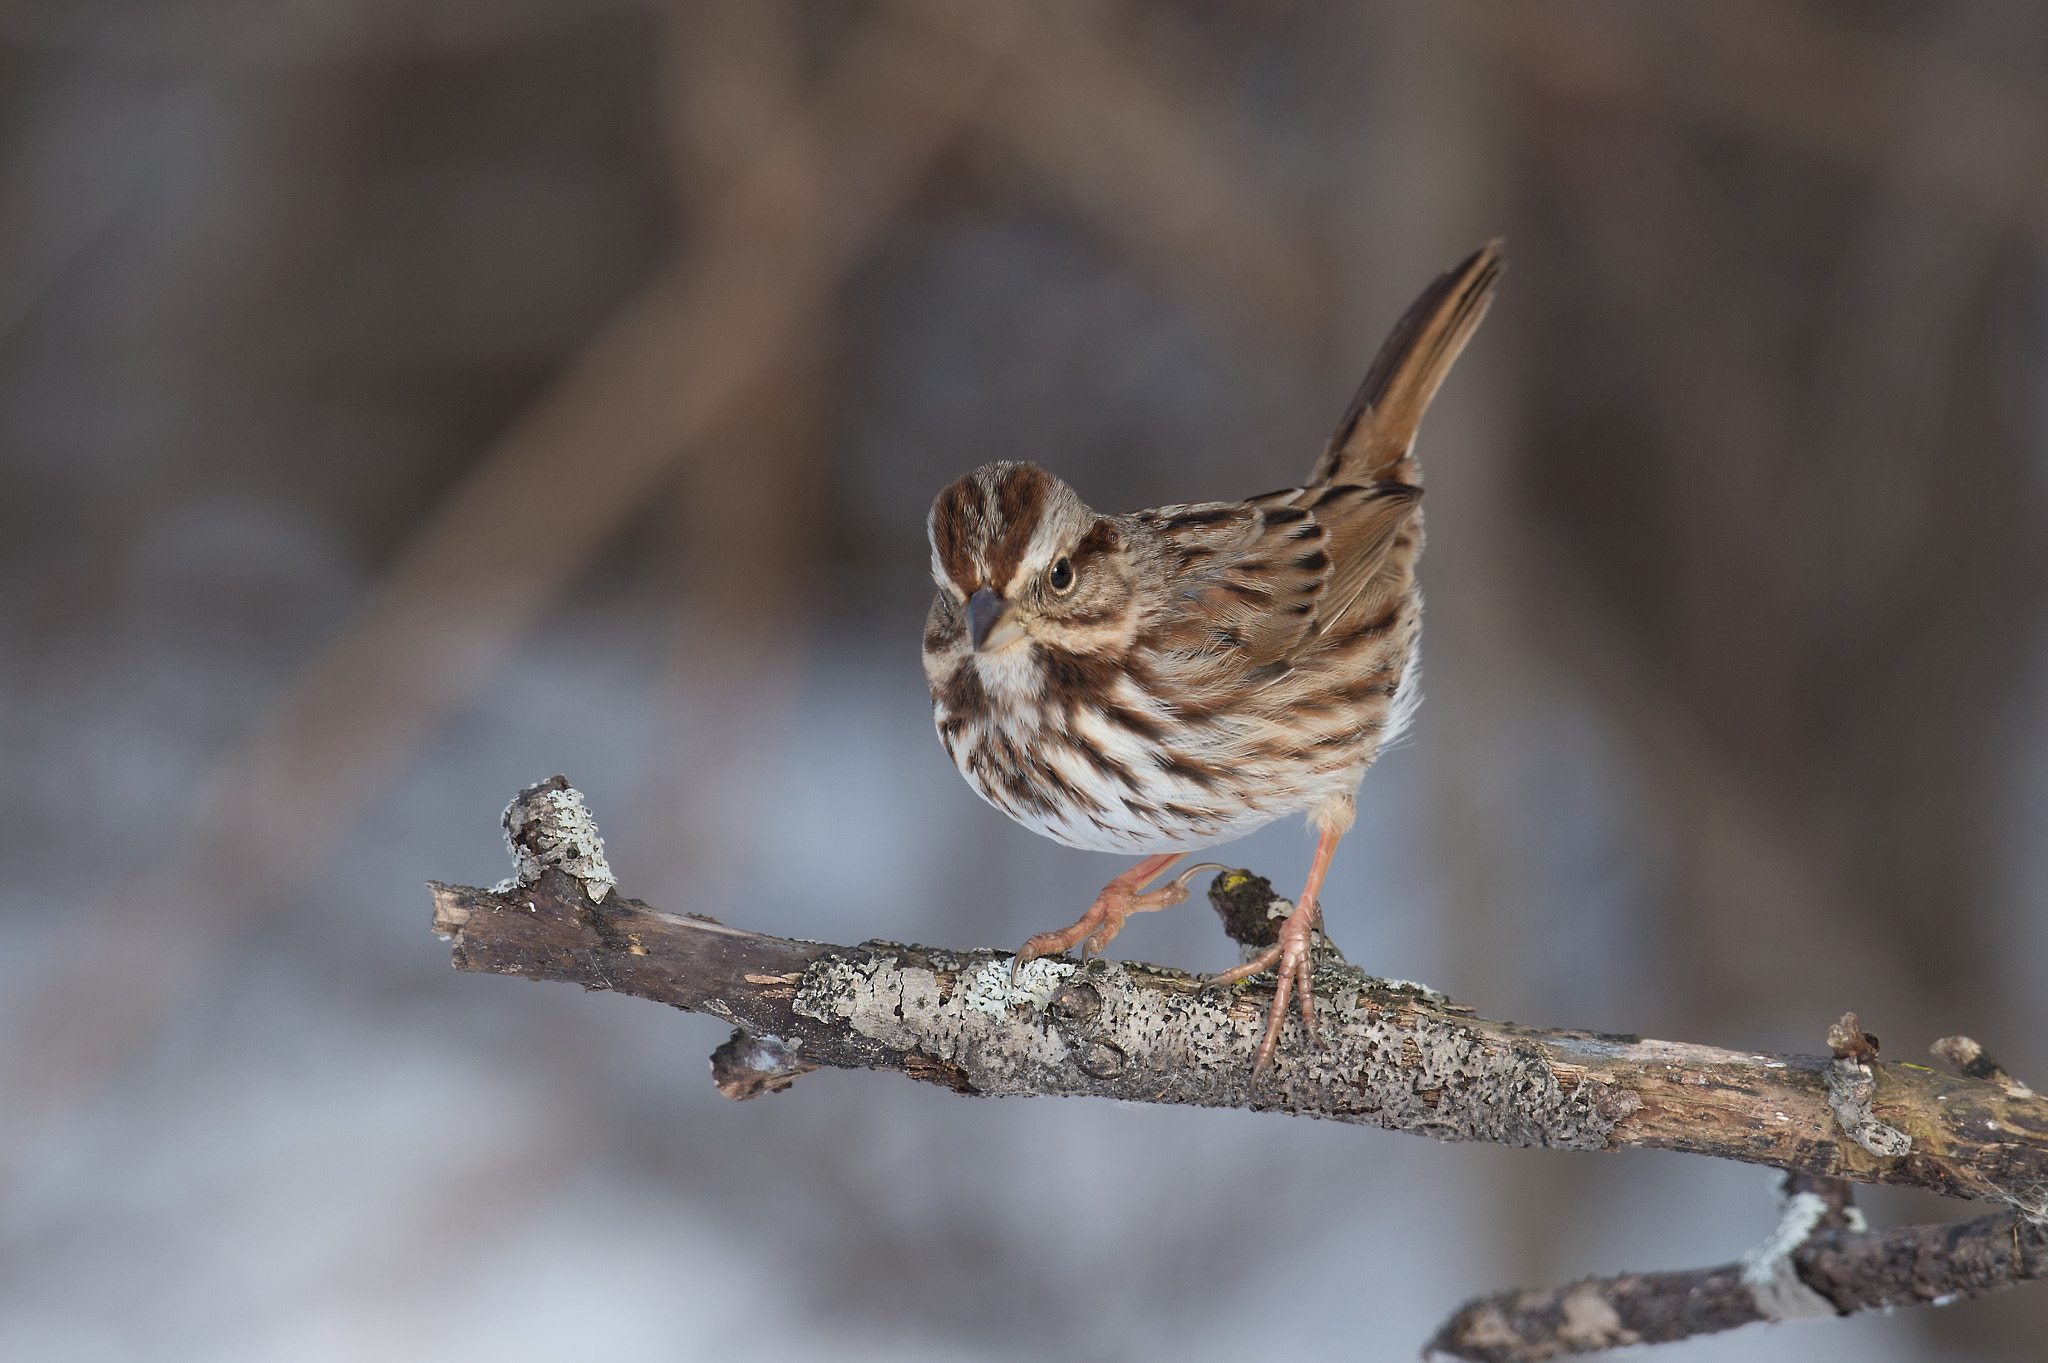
[971,636,1043,709]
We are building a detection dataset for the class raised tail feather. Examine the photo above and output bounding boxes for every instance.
[1309,239,1504,487]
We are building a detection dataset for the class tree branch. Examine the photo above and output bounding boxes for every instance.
[433,779,2048,1355]
[1427,1171,2047,1360]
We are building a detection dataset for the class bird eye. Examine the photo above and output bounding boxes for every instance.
[1047,557,1075,594]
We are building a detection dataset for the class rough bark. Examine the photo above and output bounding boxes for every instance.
[432,778,2048,1358]
[1428,1173,2048,1361]
[430,867,2047,1202]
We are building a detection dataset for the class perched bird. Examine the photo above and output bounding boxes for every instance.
[922,242,1502,1071]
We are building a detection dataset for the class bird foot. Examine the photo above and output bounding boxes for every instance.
[1012,861,1224,982]
[1205,898,1320,1074]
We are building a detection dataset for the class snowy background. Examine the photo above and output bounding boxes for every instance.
[2,3,2044,1360]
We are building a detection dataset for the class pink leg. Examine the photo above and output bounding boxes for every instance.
[1206,826,1341,1073]
[1013,854,1220,981]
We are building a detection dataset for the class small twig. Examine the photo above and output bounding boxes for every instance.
[434,779,2048,1358]
[1933,1034,2036,1096]
[1427,1175,2047,1361]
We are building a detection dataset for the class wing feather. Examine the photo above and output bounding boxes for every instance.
[1297,482,1423,636]
[1140,500,1330,669]
[1140,480,1421,679]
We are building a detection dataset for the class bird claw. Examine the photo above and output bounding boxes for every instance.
[1013,859,1224,981]
[1258,925,1320,1074]
[1080,862,1223,958]
[1204,897,1322,1075]
[1009,930,1068,985]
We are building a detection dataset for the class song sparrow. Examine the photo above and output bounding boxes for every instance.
[923,242,1502,1071]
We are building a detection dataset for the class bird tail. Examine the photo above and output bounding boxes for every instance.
[1309,239,1504,487]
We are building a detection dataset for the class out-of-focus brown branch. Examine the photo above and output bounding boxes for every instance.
[1440,0,2048,1051]
[941,0,1323,347]
[627,0,828,907]
[205,0,981,891]
[1451,0,2048,231]
[0,0,988,1166]
[437,779,2048,1357]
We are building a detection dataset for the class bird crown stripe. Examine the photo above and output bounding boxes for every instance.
[986,463,1053,589]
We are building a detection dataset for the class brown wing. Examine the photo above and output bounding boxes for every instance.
[1310,239,1503,487]
[1142,480,1422,680]
[1252,481,1423,650]
[1140,500,1330,669]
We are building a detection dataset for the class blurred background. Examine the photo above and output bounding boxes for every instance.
[1,1,2043,1358]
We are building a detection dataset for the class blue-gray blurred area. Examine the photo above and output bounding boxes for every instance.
[2,1,2045,1359]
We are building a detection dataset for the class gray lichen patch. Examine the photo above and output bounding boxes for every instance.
[1826,1057,1913,1158]
[958,957,1076,1017]
[793,947,1623,1148]
[794,948,1077,1085]
[1739,1188,1839,1321]
[494,775,616,905]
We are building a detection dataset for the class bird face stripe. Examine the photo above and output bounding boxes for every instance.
[929,478,981,590]
[928,462,1065,598]
[986,463,1053,589]
[937,659,987,723]
[1068,519,1119,569]
[924,595,964,653]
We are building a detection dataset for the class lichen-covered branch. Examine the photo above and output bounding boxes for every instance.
[436,784,2045,1203]
[1427,1173,2048,1361]
[432,778,2048,1357]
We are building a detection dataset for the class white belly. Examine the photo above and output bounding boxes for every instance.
[935,685,1350,856]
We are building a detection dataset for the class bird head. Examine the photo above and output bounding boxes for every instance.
[923,461,1138,666]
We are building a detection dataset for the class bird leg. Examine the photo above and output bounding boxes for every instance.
[1205,826,1341,1073]
[1012,854,1222,981]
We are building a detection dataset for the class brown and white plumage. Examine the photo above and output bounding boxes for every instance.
[922,242,1502,1069]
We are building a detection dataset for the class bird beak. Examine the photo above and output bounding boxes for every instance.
[967,587,1025,652]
